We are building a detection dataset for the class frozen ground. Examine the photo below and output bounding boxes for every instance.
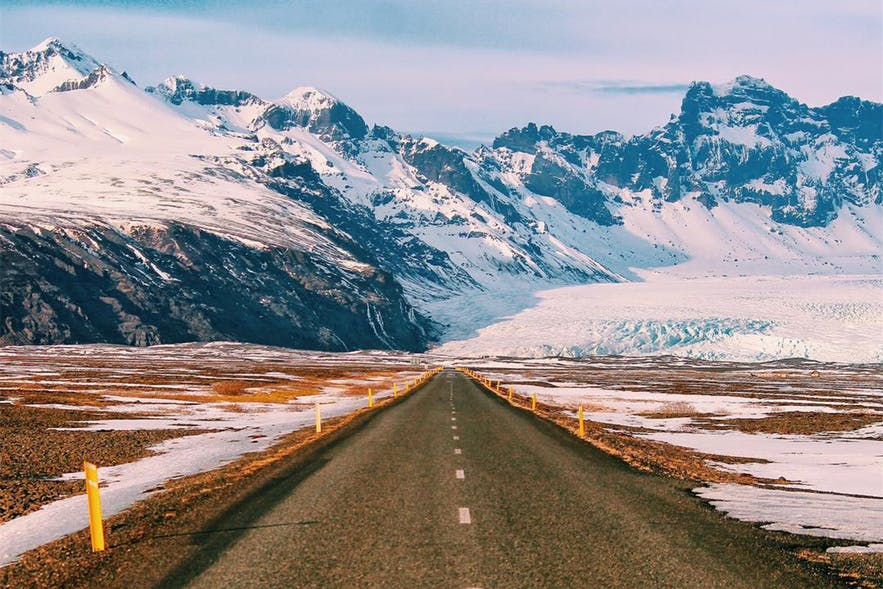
[468,358,883,549]
[437,274,883,363]
[0,343,430,566]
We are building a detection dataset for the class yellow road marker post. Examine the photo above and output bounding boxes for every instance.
[315,402,322,433]
[368,388,374,408]
[393,383,398,398]
[508,387,513,403]
[83,461,105,552]
[578,405,585,437]
[531,393,537,412]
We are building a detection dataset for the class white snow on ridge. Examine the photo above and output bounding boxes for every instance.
[0,70,370,267]
[3,38,102,97]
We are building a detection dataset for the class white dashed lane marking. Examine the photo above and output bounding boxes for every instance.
[453,435,459,440]
[456,469,465,479]
[459,507,471,524]
[454,449,462,455]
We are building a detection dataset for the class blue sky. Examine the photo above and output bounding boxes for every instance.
[2,0,881,145]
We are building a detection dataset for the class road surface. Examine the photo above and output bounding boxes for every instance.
[158,369,837,588]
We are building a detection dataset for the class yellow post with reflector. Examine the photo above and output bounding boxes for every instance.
[508,387,513,403]
[578,405,585,437]
[315,402,322,433]
[393,383,398,398]
[531,393,537,412]
[368,388,374,408]
[83,461,105,552]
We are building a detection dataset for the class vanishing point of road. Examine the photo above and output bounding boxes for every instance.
[158,369,839,589]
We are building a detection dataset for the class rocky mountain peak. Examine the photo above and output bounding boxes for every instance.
[282,86,338,109]
[0,37,104,96]
[818,95,883,149]
[492,123,561,153]
[146,75,260,107]
[265,86,369,141]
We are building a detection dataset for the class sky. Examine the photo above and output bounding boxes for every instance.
[1,0,881,147]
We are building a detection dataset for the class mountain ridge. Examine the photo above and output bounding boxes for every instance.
[0,38,879,350]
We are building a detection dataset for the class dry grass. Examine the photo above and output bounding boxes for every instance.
[796,549,883,589]
[210,380,261,396]
[0,402,210,523]
[702,411,882,435]
[641,401,706,419]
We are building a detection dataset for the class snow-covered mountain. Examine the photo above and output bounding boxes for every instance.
[1,39,880,350]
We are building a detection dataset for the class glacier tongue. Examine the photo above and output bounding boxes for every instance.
[436,274,883,363]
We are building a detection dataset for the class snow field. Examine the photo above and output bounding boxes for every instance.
[437,274,883,363]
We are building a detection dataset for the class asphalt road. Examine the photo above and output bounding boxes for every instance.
[161,369,839,589]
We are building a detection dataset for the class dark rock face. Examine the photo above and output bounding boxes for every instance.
[399,139,522,223]
[51,65,115,92]
[492,123,559,153]
[0,222,431,351]
[400,140,488,200]
[523,153,619,225]
[818,96,883,150]
[261,94,369,142]
[146,77,260,107]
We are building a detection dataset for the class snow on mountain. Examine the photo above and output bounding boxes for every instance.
[0,37,111,97]
[0,40,431,350]
[0,38,880,358]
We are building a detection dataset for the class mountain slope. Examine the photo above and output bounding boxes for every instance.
[0,41,432,350]
[1,39,880,351]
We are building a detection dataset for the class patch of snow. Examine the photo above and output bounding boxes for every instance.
[696,484,883,542]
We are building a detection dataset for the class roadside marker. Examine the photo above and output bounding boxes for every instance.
[531,393,537,412]
[459,507,471,524]
[368,388,374,408]
[578,405,585,437]
[393,383,398,398]
[315,402,322,433]
[83,462,105,552]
